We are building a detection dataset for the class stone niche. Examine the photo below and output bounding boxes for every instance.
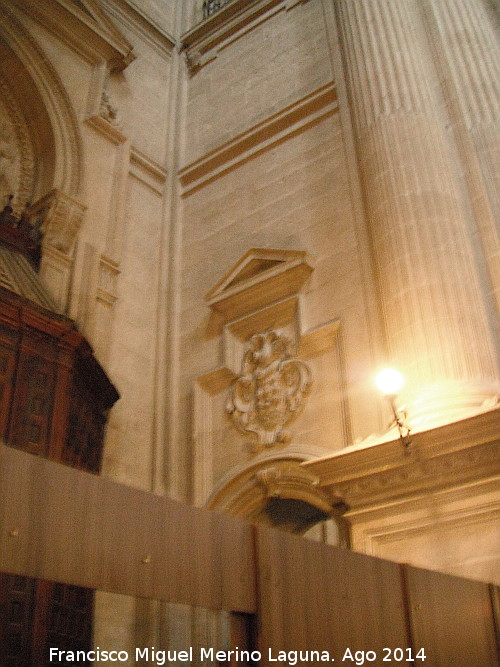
[194,248,345,535]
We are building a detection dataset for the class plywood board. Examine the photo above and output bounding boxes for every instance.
[404,565,497,666]
[0,445,256,613]
[255,527,410,664]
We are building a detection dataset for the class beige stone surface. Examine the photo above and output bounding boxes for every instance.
[181,111,379,486]
[183,0,333,164]
[336,0,499,422]
[1,0,499,650]
[121,0,177,36]
[305,408,500,585]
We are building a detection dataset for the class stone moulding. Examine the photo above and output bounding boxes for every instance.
[205,247,314,321]
[302,407,500,510]
[86,114,127,145]
[99,0,176,60]
[182,0,307,74]
[178,83,337,195]
[9,0,135,72]
[129,148,168,196]
[0,76,35,215]
[96,255,120,307]
[0,4,84,197]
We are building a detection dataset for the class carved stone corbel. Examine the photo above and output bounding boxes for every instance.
[255,461,335,532]
[25,189,86,312]
[256,462,321,500]
[184,47,217,75]
[27,189,86,255]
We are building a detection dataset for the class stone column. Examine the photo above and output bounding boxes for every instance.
[335,0,499,427]
[421,0,500,320]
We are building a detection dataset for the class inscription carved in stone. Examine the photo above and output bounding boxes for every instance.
[226,331,312,451]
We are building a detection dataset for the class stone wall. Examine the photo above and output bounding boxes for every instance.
[0,0,177,493]
[178,0,383,508]
[1,0,498,656]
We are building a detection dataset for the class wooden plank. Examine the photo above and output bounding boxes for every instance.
[404,565,497,666]
[255,527,410,665]
[0,444,256,613]
[489,585,500,664]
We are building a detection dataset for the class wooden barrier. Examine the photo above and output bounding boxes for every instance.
[0,444,498,665]
[255,527,498,666]
[255,527,410,663]
[404,565,498,666]
[0,444,255,613]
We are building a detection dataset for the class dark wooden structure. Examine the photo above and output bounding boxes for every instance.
[0,287,118,471]
[0,201,119,666]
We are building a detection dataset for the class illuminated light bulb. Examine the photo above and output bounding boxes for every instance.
[375,368,405,396]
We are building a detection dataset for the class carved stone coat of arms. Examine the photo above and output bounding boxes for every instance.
[226,331,312,451]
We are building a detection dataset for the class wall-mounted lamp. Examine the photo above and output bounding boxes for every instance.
[375,368,412,449]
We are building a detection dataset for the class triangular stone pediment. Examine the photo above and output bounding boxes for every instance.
[225,257,283,290]
[206,248,314,321]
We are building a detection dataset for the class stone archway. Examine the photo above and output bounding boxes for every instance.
[206,451,348,543]
[0,8,86,311]
[0,9,83,206]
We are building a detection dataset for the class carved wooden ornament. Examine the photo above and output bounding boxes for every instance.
[226,331,312,452]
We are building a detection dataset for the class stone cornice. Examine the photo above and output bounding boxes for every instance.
[302,407,500,509]
[99,0,177,58]
[179,82,337,194]
[181,0,307,73]
[10,0,136,71]
[205,248,314,320]
[129,147,167,196]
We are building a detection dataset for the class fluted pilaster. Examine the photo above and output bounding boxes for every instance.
[422,0,500,317]
[427,0,499,130]
[336,0,499,427]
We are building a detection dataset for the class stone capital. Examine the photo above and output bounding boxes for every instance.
[27,189,86,255]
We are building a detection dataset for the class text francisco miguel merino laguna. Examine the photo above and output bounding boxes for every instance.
[49,647,325,665]
[49,647,328,664]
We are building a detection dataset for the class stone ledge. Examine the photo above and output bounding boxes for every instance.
[179,83,337,194]
[302,407,500,508]
[182,0,288,64]
[100,0,177,58]
[9,0,135,71]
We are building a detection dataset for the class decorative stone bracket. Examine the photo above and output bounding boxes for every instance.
[25,189,86,312]
[206,456,334,526]
[27,189,86,255]
[257,461,325,505]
